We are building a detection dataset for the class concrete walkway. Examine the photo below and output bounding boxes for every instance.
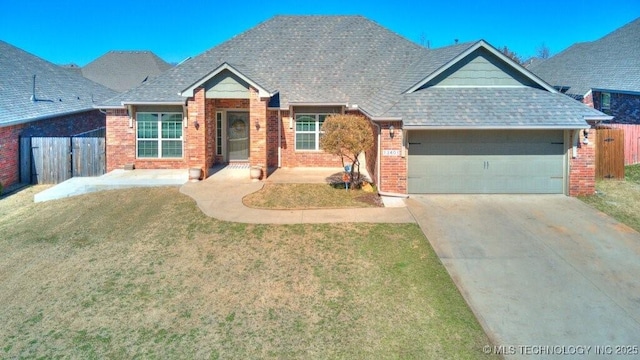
[408,195,640,359]
[34,169,188,202]
[180,166,415,224]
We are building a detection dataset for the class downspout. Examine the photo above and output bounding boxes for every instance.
[572,129,580,158]
[277,109,282,168]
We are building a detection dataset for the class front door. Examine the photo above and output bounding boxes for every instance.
[227,111,249,161]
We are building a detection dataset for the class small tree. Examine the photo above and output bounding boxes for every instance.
[320,114,374,187]
[501,46,523,64]
[536,42,551,59]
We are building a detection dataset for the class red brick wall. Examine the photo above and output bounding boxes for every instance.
[378,121,406,194]
[569,129,596,196]
[583,91,594,109]
[1,110,104,188]
[279,110,344,168]
[106,106,194,172]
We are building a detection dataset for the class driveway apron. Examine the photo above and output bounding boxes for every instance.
[407,195,640,358]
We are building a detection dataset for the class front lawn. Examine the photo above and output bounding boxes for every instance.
[0,187,495,359]
[580,164,640,232]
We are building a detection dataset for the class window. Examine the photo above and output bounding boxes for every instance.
[137,112,183,158]
[601,92,611,111]
[295,114,328,150]
[216,112,223,155]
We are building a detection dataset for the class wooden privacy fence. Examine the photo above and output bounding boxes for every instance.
[595,127,624,179]
[20,128,106,184]
[610,124,640,165]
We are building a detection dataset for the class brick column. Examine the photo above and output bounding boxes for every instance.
[569,129,596,196]
[379,121,406,194]
[249,87,268,175]
[106,109,135,172]
[186,87,207,175]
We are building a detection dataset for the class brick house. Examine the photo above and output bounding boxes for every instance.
[99,16,609,196]
[529,18,639,124]
[0,41,116,190]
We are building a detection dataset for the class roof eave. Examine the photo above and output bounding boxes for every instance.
[584,115,614,122]
[120,101,186,106]
[1,108,98,128]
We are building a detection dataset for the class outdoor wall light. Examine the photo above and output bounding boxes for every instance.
[582,128,589,144]
[389,125,395,138]
[194,120,200,130]
[255,119,260,130]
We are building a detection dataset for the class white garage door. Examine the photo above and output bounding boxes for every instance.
[408,130,565,194]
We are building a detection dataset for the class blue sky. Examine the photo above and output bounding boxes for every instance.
[1,0,638,66]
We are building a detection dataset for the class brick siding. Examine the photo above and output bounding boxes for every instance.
[0,110,104,188]
[377,121,406,194]
[569,129,596,196]
[590,91,640,124]
[279,110,344,168]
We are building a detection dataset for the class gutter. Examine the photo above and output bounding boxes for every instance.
[277,109,282,168]
[403,125,591,130]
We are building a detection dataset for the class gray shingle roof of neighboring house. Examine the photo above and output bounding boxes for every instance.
[99,15,606,128]
[528,17,640,98]
[82,51,172,92]
[0,40,117,127]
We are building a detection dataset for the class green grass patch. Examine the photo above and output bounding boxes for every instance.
[580,165,640,232]
[243,183,382,209]
[0,187,496,359]
[625,163,640,184]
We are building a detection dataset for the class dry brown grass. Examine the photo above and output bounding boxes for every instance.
[0,187,496,359]
[243,183,382,209]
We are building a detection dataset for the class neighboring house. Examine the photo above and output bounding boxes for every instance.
[0,40,117,189]
[81,51,172,92]
[98,16,609,196]
[529,17,640,124]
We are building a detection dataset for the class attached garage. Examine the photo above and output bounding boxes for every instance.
[407,130,566,194]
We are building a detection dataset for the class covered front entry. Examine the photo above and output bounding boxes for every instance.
[227,111,249,161]
[408,130,565,194]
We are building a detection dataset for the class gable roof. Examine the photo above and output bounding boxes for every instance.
[99,15,606,128]
[0,41,117,127]
[82,51,172,92]
[529,17,640,97]
[179,62,275,98]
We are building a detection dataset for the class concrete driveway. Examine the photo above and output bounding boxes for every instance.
[407,195,640,358]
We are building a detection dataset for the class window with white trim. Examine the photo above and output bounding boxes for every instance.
[295,114,328,150]
[601,92,611,111]
[216,112,223,155]
[137,112,183,158]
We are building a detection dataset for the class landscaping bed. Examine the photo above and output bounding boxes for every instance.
[243,183,383,209]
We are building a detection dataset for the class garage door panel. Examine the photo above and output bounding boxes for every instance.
[408,130,565,194]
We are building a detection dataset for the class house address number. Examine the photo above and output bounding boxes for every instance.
[383,149,401,156]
